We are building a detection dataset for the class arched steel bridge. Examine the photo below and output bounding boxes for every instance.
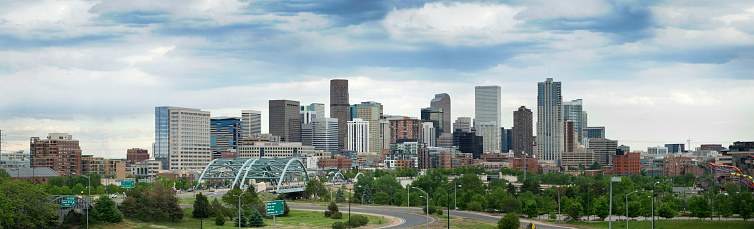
[196,158,309,194]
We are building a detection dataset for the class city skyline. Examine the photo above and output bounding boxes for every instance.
[1,1,753,158]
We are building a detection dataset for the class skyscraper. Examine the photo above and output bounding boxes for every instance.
[154,106,211,171]
[475,122,500,153]
[347,118,370,153]
[350,101,383,153]
[241,110,261,138]
[389,117,422,143]
[453,117,472,133]
[563,99,584,144]
[537,78,563,163]
[421,122,436,147]
[475,86,501,128]
[430,93,451,134]
[30,133,82,176]
[269,100,301,142]
[330,79,349,149]
[313,118,339,152]
[513,106,533,158]
[301,103,325,118]
[211,117,242,157]
[588,138,618,165]
[420,107,443,140]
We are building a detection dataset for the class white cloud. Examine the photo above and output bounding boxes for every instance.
[515,0,610,20]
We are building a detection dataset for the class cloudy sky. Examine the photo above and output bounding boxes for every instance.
[1,0,753,158]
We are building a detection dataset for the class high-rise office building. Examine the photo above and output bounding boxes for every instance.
[513,106,533,158]
[155,106,211,171]
[588,138,617,165]
[430,93,451,134]
[475,122,500,153]
[563,99,584,144]
[301,103,325,118]
[420,107,443,140]
[500,128,514,154]
[30,133,82,176]
[350,101,383,153]
[537,78,563,163]
[664,143,685,153]
[475,86,501,127]
[564,121,577,153]
[347,118,369,153]
[211,117,242,157]
[389,117,422,143]
[421,122,436,147]
[300,110,317,124]
[330,79,349,149]
[455,132,484,159]
[269,100,301,142]
[379,119,392,151]
[453,117,472,133]
[241,110,261,138]
[313,118,339,152]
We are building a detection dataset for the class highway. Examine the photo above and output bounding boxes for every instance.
[290,205,435,229]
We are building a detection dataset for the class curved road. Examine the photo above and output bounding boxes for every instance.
[290,205,435,229]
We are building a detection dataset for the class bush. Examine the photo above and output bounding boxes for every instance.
[215,213,225,226]
[497,212,520,229]
[436,207,444,215]
[324,210,333,217]
[332,221,348,229]
[331,211,343,219]
[468,201,483,212]
[422,205,436,214]
[350,214,370,227]
[549,213,556,220]
[328,202,339,212]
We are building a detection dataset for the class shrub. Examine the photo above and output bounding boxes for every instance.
[324,210,333,217]
[215,213,225,226]
[328,202,339,212]
[436,207,444,215]
[248,208,265,227]
[422,205,436,214]
[497,212,519,229]
[468,201,483,212]
[332,221,348,229]
[350,214,369,227]
[331,211,343,219]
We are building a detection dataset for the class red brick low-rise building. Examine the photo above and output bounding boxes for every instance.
[480,153,508,163]
[509,155,539,173]
[612,151,641,175]
[663,156,697,177]
[126,148,150,164]
[318,156,353,171]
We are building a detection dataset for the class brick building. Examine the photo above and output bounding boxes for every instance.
[82,155,127,178]
[30,133,82,176]
[126,148,150,164]
[318,156,353,171]
[612,151,641,175]
[389,117,422,143]
[509,155,539,173]
[479,153,508,163]
[663,156,697,177]
[3,167,61,183]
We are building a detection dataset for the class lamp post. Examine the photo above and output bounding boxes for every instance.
[349,185,353,228]
[238,190,244,229]
[558,187,561,222]
[447,184,461,228]
[413,187,429,229]
[626,190,637,229]
[652,182,659,229]
[609,177,621,229]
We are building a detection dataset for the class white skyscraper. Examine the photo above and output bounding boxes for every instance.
[155,106,211,171]
[537,78,563,163]
[241,110,261,138]
[312,118,338,152]
[475,86,501,127]
[421,122,436,147]
[475,121,500,153]
[347,118,370,153]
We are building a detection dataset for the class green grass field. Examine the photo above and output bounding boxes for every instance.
[179,196,220,204]
[564,219,754,229]
[92,207,388,229]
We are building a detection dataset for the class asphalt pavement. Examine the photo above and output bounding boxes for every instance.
[290,205,435,229]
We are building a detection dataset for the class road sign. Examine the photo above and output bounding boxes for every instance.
[61,197,75,207]
[266,200,285,216]
[611,177,622,182]
[121,181,135,188]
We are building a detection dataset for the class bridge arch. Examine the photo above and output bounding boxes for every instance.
[196,158,310,193]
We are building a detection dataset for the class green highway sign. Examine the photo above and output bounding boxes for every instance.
[266,200,284,216]
[121,181,135,188]
[61,197,75,207]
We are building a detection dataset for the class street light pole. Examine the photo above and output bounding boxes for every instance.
[652,182,659,229]
[413,187,429,229]
[626,190,637,229]
[447,184,461,228]
[75,173,91,229]
[609,177,621,229]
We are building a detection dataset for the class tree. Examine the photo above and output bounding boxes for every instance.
[521,179,540,194]
[589,161,601,170]
[73,183,84,195]
[498,212,520,229]
[566,202,583,221]
[107,184,118,194]
[468,201,483,212]
[234,213,248,227]
[0,179,57,228]
[325,201,340,218]
[92,195,123,223]
[335,188,346,203]
[658,204,676,219]
[248,208,265,227]
[221,187,258,211]
[60,185,72,195]
[523,200,538,218]
[373,191,391,205]
[211,198,233,218]
[118,182,184,222]
[0,169,10,179]
[96,185,105,195]
[506,183,517,197]
[215,213,225,226]
[688,196,711,219]
[594,196,610,220]
[193,193,213,218]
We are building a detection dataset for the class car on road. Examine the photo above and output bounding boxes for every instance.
[109,194,118,198]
